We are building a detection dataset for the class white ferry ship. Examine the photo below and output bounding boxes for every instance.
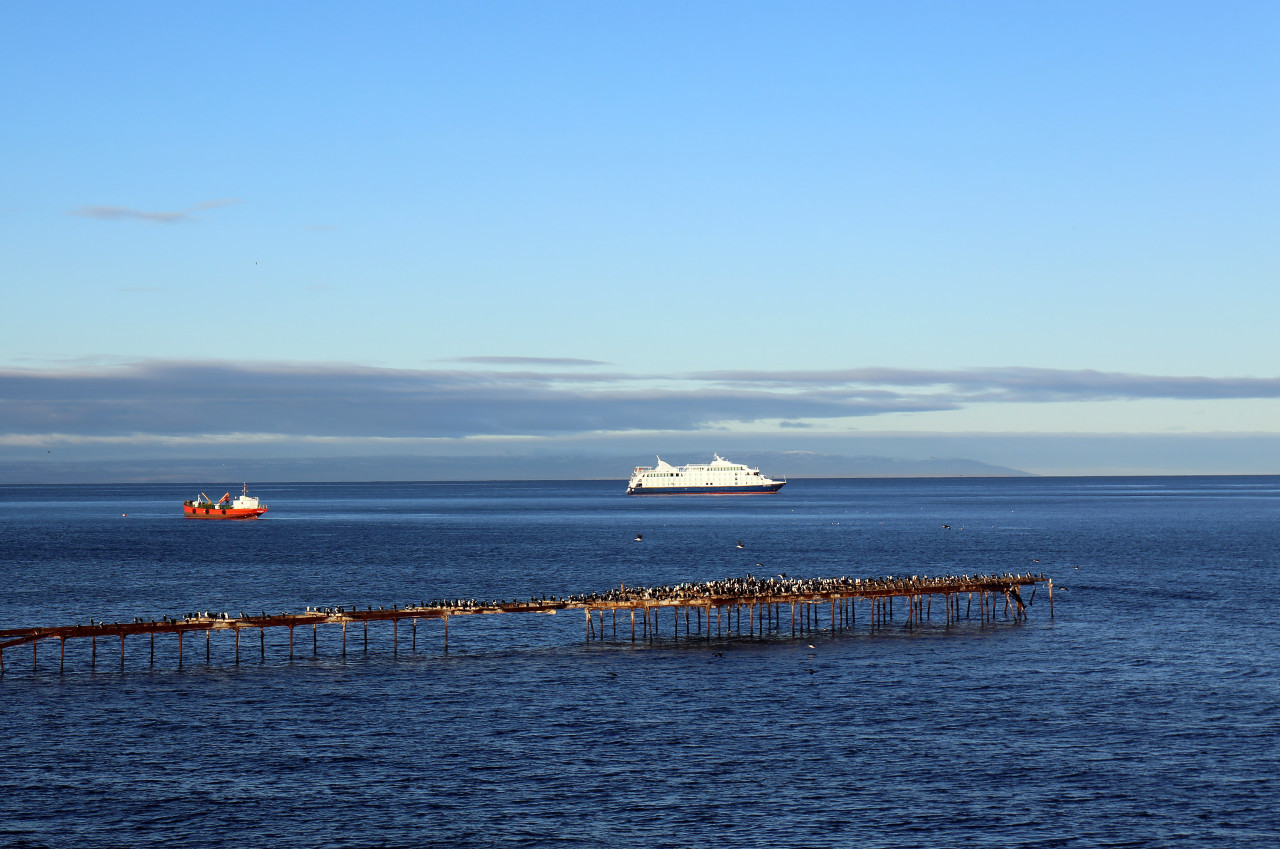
[626,454,786,496]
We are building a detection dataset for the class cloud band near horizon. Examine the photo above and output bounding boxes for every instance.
[2,361,1279,440]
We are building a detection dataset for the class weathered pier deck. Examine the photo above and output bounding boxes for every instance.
[1,572,1051,675]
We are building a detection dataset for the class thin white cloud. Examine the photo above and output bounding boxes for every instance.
[692,367,1280,403]
[68,198,241,223]
[451,356,609,367]
[190,199,240,211]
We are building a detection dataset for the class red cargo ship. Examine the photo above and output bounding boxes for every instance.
[183,483,269,519]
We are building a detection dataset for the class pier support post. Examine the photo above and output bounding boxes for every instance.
[235,628,240,663]
[178,630,183,666]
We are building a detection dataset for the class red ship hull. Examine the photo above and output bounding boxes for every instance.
[183,504,268,519]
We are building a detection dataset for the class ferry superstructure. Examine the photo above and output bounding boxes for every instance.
[626,454,786,495]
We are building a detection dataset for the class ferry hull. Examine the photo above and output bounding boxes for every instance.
[626,483,786,496]
[183,505,268,519]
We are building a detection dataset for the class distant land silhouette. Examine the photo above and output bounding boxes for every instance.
[0,452,1031,484]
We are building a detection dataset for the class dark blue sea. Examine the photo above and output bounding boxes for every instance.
[1,477,1278,848]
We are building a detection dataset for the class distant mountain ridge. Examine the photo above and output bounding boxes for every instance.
[722,451,1033,479]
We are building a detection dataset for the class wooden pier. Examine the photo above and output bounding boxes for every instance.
[0,572,1051,675]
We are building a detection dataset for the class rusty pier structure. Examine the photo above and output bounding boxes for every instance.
[1,572,1051,675]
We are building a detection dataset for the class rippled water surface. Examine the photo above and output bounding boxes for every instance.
[2,478,1278,848]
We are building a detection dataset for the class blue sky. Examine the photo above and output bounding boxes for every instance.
[2,1,1278,478]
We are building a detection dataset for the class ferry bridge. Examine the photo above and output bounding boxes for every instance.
[0,572,1051,675]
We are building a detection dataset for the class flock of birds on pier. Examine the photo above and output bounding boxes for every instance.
[378,571,1046,612]
[562,572,1044,606]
